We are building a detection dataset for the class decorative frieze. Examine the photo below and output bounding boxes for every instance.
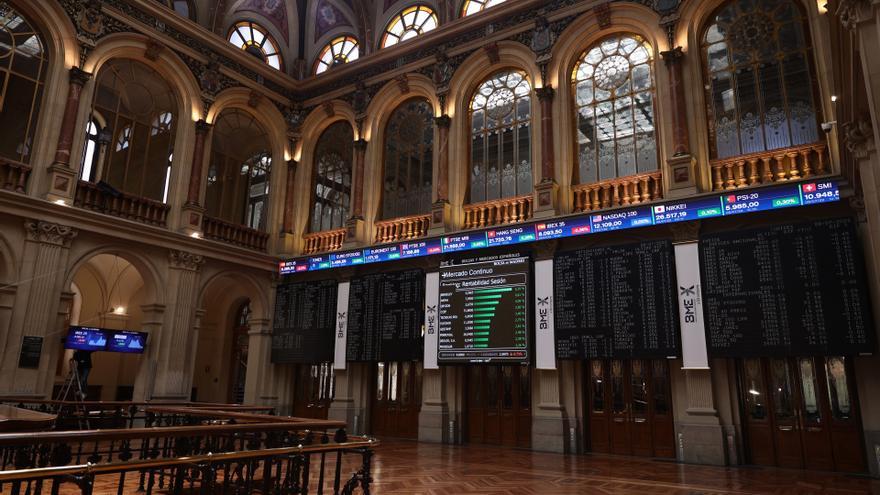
[24,220,78,247]
[168,250,205,271]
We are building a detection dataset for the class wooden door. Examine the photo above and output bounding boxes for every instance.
[466,365,531,447]
[371,361,422,439]
[740,357,866,473]
[588,359,674,458]
[292,363,333,420]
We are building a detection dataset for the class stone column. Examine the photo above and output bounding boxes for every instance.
[244,317,279,407]
[660,48,698,192]
[181,120,211,234]
[418,368,449,443]
[47,68,92,201]
[534,87,559,217]
[151,250,204,400]
[0,221,77,397]
[430,116,452,234]
[344,140,368,246]
[532,369,568,453]
[132,303,166,401]
[282,159,298,235]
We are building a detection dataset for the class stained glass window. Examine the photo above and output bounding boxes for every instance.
[382,98,433,219]
[311,122,353,232]
[702,0,819,159]
[381,5,438,48]
[573,34,658,184]
[87,59,177,202]
[206,109,272,230]
[315,36,359,75]
[461,0,507,16]
[0,2,47,164]
[469,70,532,203]
[228,21,282,70]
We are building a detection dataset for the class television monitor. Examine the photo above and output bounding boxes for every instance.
[64,326,108,351]
[105,330,148,354]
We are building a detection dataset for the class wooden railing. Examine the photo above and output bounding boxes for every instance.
[572,171,663,213]
[74,181,170,226]
[0,159,30,193]
[710,142,828,191]
[202,215,269,252]
[463,194,533,230]
[302,228,347,255]
[375,214,431,243]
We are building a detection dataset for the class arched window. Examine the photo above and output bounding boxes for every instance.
[469,70,532,203]
[0,3,48,164]
[315,36,359,75]
[382,98,433,219]
[381,5,438,48]
[702,0,819,159]
[311,122,353,232]
[86,59,177,202]
[80,120,101,182]
[228,21,282,70]
[461,0,506,16]
[573,34,658,184]
[206,108,272,231]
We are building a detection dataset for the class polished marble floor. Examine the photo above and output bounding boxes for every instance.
[20,438,880,494]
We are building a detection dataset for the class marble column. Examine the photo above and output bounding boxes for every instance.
[418,368,449,443]
[47,68,91,200]
[430,116,452,234]
[344,140,368,246]
[660,47,697,191]
[132,303,166,401]
[151,250,204,400]
[534,87,559,216]
[244,317,279,407]
[282,159,298,234]
[181,120,211,234]
[0,221,76,397]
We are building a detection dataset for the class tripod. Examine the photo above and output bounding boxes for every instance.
[55,358,89,429]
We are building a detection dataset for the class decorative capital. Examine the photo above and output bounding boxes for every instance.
[842,118,875,159]
[669,220,701,243]
[535,86,555,102]
[434,115,451,128]
[837,0,872,29]
[194,119,211,134]
[24,220,78,247]
[69,67,92,86]
[169,250,205,271]
[660,46,685,66]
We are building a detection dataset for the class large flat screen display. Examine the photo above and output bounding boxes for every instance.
[64,326,147,353]
[271,279,338,364]
[438,256,530,364]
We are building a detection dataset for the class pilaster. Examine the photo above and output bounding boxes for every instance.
[418,368,449,443]
[531,368,568,453]
[46,68,91,202]
[133,303,166,401]
[180,120,211,236]
[534,87,559,216]
[660,48,698,195]
[243,318,279,407]
[430,115,453,234]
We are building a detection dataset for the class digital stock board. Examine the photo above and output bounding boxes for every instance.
[437,257,530,363]
[700,218,875,357]
[279,180,841,275]
[271,279,338,363]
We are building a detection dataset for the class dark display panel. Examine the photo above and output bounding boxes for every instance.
[64,327,148,354]
[105,330,147,353]
[65,327,108,351]
[701,218,875,357]
[271,279,337,364]
[554,241,679,359]
[438,257,530,363]
[346,269,424,362]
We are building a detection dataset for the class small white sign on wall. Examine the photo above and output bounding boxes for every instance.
[424,272,440,370]
[534,259,556,370]
[674,242,710,369]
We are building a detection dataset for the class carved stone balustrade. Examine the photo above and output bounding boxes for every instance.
[0,158,31,193]
[302,228,347,255]
[375,214,431,243]
[572,171,663,213]
[202,215,269,252]
[710,142,828,191]
[74,180,170,226]
[462,194,533,230]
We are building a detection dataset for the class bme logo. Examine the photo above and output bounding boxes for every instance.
[337,312,347,338]
[537,297,550,330]
[536,296,549,306]
[679,286,696,323]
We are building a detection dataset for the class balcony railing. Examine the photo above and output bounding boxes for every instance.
[303,228,346,255]
[463,194,533,230]
[375,213,431,243]
[202,215,269,252]
[74,181,170,227]
[572,171,663,213]
[0,158,30,193]
[710,142,828,191]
